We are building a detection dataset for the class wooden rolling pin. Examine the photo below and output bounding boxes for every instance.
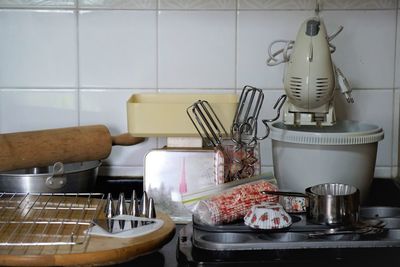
[0,125,145,172]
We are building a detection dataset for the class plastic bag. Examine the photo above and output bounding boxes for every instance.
[192,179,278,225]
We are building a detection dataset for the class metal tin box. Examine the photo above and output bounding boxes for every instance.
[144,148,220,222]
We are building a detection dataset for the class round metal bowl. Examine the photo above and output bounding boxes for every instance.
[0,161,101,193]
[306,183,360,226]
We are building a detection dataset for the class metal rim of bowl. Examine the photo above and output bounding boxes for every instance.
[0,160,102,177]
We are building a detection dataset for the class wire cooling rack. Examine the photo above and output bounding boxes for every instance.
[0,192,104,249]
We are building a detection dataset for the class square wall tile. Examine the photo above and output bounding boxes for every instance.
[157,88,236,94]
[237,10,310,89]
[79,0,157,9]
[238,0,315,10]
[238,0,397,10]
[321,0,397,9]
[0,89,78,133]
[159,0,237,9]
[158,10,236,89]
[0,0,76,8]
[0,10,77,88]
[79,89,158,168]
[79,10,157,88]
[335,89,393,169]
[323,10,396,89]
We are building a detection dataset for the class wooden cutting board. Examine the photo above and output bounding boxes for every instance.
[0,195,175,266]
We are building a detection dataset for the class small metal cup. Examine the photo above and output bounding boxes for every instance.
[306,183,360,226]
[262,183,360,226]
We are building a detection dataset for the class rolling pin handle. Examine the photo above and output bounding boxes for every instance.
[111,133,145,146]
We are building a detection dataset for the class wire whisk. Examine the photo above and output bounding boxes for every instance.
[231,85,286,147]
[186,100,228,148]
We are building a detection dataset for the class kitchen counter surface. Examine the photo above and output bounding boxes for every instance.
[95,177,400,267]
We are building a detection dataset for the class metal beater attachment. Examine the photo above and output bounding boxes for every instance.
[231,85,286,146]
[261,94,287,138]
[187,100,228,148]
[231,85,264,146]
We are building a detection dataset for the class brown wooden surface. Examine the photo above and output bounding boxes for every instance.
[0,125,145,172]
[0,209,175,266]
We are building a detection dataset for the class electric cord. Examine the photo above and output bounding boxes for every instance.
[266,25,343,67]
[266,40,294,66]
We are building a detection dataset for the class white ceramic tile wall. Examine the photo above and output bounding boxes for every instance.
[158,10,236,89]
[0,0,76,8]
[79,10,157,88]
[0,89,78,132]
[322,10,396,89]
[0,0,399,178]
[238,0,397,10]
[0,9,77,87]
[159,0,237,10]
[237,10,310,88]
[79,0,157,9]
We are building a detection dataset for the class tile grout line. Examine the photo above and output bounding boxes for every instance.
[0,87,394,91]
[392,2,399,176]
[75,1,81,127]
[156,0,160,93]
[391,2,398,176]
[0,7,396,11]
[156,0,160,148]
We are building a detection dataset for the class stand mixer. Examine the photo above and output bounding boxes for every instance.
[264,9,385,204]
[267,12,353,126]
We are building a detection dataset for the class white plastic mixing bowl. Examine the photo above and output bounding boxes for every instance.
[269,120,384,202]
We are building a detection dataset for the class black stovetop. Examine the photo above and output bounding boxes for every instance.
[94,177,400,267]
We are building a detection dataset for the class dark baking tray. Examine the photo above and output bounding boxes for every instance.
[191,207,400,250]
[178,222,400,266]
[178,206,400,266]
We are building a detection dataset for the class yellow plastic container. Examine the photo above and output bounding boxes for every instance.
[127,93,238,137]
